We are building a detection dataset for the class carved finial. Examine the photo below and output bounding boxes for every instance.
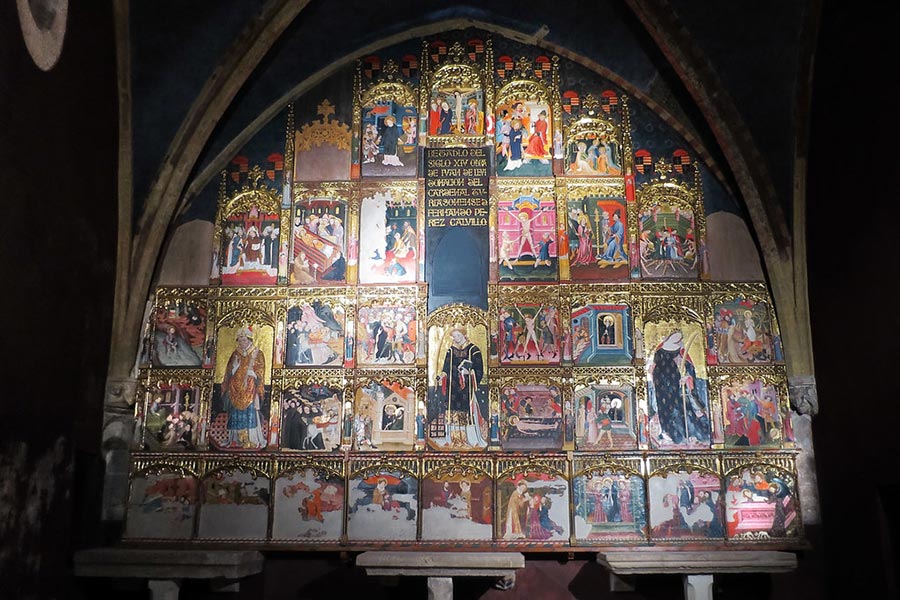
[448,41,466,63]
[247,165,265,188]
[654,158,673,179]
[581,94,600,116]
[382,59,399,80]
[513,55,532,78]
[317,99,336,122]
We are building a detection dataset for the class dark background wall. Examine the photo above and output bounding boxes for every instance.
[0,2,118,598]
[0,1,897,598]
[806,1,900,598]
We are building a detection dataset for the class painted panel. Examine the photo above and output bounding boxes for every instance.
[150,299,206,367]
[197,470,269,540]
[498,303,561,365]
[725,467,799,540]
[142,384,201,451]
[272,468,344,541]
[648,470,723,541]
[421,469,493,541]
[361,103,418,177]
[221,214,280,286]
[565,197,628,281]
[285,301,345,367]
[280,384,344,452]
[574,384,637,451]
[571,304,633,366]
[356,303,418,366]
[498,195,557,282]
[495,100,552,177]
[497,472,568,542]
[125,472,196,540]
[644,323,711,450]
[209,325,273,451]
[290,198,348,285]
[427,323,490,451]
[639,205,699,279]
[358,192,418,284]
[573,472,646,543]
[499,384,563,451]
[347,470,418,541]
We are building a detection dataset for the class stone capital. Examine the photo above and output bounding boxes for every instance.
[105,376,139,410]
[787,374,818,416]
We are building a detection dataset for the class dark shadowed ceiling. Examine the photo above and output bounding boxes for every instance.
[128,0,813,228]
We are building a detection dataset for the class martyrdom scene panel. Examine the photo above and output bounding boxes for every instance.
[639,202,699,279]
[356,302,418,367]
[498,195,558,282]
[498,303,562,366]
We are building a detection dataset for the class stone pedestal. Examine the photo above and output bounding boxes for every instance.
[356,551,525,599]
[73,548,264,600]
[597,550,796,600]
[683,574,714,600]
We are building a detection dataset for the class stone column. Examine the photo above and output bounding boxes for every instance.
[789,374,821,524]
[147,579,181,600]
[683,574,713,600]
[427,576,453,600]
[101,377,138,520]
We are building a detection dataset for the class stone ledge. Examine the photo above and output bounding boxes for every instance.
[597,550,797,575]
[356,551,524,577]
[73,548,264,580]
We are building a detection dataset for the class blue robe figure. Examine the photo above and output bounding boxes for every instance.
[228,234,243,266]
[509,126,524,161]
[439,105,453,134]
[385,258,407,277]
[602,480,622,522]
[536,236,553,267]
[606,144,621,172]
[650,331,710,445]
[416,412,425,441]
[703,493,724,538]
[601,214,625,261]
[321,252,346,281]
